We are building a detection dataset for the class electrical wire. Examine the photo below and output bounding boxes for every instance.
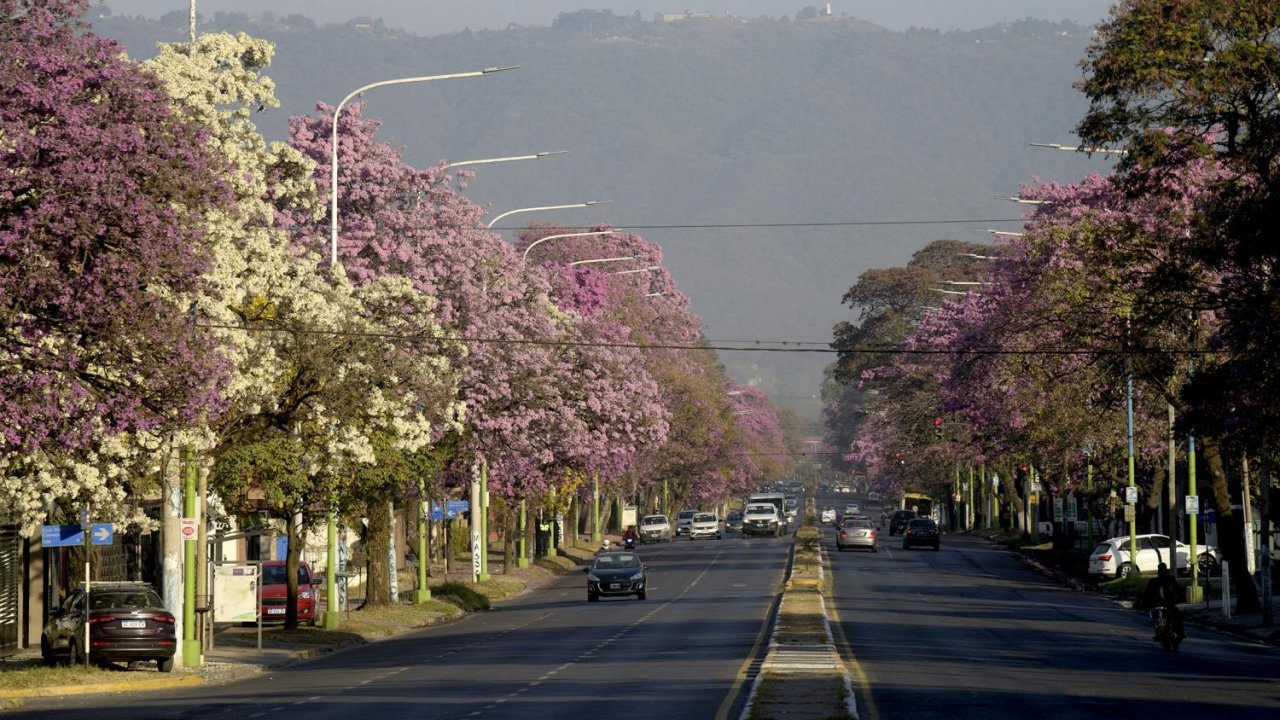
[489,218,1027,232]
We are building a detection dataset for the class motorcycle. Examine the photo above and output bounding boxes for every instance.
[623,536,637,550]
[1150,606,1183,651]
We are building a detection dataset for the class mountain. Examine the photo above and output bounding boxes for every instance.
[90,8,1115,422]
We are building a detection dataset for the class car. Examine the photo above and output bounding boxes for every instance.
[41,582,176,671]
[261,560,319,625]
[844,503,861,516]
[742,502,784,537]
[837,518,878,552]
[674,509,698,537]
[639,514,673,543]
[725,510,745,533]
[902,518,941,550]
[585,551,647,601]
[688,512,723,540]
[888,510,918,536]
[1088,534,1221,579]
[820,508,836,524]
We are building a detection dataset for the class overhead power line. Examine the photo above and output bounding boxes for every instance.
[488,218,1027,231]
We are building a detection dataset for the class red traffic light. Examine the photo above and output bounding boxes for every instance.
[934,417,943,426]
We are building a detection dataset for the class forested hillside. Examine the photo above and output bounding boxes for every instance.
[91,7,1113,419]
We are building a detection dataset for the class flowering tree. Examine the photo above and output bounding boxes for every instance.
[0,1,238,532]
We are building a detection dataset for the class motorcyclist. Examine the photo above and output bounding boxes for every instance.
[622,525,639,548]
[1141,563,1185,640]
[596,539,612,555]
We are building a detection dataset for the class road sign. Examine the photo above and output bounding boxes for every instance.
[1052,497,1064,522]
[430,500,469,520]
[1065,497,1078,522]
[42,524,85,547]
[180,518,198,542]
[90,523,114,545]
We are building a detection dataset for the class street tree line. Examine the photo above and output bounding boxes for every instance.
[823,0,1280,612]
[0,0,792,614]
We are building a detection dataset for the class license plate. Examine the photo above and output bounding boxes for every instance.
[610,583,622,590]
[266,607,286,615]
[120,620,145,628]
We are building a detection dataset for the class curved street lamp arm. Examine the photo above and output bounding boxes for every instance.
[329,65,518,266]
[522,230,616,262]
[486,200,610,230]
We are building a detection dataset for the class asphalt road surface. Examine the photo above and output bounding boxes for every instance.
[13,534,790,720]
[817,490,1280,720]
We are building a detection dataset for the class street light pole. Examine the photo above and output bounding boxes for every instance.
[522,230,616,262]
[486,201,610,231]
[440,150,566,173]
[329,65,518,267]
[568,255,638,268]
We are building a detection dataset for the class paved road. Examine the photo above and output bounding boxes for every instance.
[817,492,1280,720]
[12,534,789,720]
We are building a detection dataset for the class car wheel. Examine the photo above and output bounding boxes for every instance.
[40,635,57,666]
[1198,554,1219,576]
[587,593,599,602]
[71,638,86,666]
[1117,562,1135,579]
[157,656,175,673]
[636,591,646,601]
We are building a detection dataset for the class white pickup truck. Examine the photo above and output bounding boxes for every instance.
[742,503,783,538]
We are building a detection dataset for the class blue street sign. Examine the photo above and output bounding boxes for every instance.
[430,500,469,520]
[42,525,85,547]
[91,523,114,545]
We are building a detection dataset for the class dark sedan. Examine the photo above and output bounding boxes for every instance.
[902,518,941,550]
[41,582,176,671]
[725,510,744,533]
[585,551,647,601]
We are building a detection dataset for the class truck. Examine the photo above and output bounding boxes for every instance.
[747,492,789,533]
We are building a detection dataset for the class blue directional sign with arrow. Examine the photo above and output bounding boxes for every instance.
[40,523,115,547]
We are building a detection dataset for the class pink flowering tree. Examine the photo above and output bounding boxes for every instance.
[0,0,237,531]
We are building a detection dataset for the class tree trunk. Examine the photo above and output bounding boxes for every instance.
[365,499,391,607]
[1203,436,1261,612]
[284,513,301,631]
[503,511,516,575]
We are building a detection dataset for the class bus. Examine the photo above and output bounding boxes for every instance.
[902,492,933,519]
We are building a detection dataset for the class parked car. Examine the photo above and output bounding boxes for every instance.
[888,510,918,536]
[902,518,941,550]
[837,518,878,552]
[743,502,784,538]
[585,551,647,601]
[725,510,745,533]
[674,509,698,537]
[41,582,176,671]
[261,560,319,625]
[639,514,673,543]
[689,512,723,540]
[1088,534,1221,579]
[820,508,837,524]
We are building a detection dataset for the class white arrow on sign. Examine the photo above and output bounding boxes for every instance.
[93,526,111,542]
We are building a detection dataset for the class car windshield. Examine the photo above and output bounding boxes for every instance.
[641,516,667,525]
[746,505,773,515]
[678,511,696,519]
[907,519,935,528]
[847,520,873,529]
[594,553,641,569]
[263,565,312,585]
[694,513,716,522]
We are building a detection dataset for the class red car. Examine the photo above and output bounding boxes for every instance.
[260,560,318,625]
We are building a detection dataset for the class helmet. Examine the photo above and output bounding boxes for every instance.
[602,539,611,550]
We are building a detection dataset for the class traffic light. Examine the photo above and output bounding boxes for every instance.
[933,417,943,440]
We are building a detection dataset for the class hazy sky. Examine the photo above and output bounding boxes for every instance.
[101,1,1118,35]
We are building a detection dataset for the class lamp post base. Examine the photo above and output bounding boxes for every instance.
[413,588,432,603]
[323,610,341,630]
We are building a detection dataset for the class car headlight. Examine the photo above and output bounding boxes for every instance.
[629,572,644,581]
[299,590,313,599]
[587,574,600,583]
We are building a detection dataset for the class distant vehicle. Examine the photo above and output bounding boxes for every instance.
[888,510,918,536]
[42,582,176,672]
[902,518,941,550]
[844,503,861,516]
[725,510,745,533]
[903,492,933,520]
[689,512,723,540]
[1088,534,1221,579]
[639,514,673,543]
[743,503,784,538]
[675,509,698,537]
[585,551,647,601]
[820,508,836,524]
[867,492,881,501]
[261,560,318,625]
[837,518,878,552]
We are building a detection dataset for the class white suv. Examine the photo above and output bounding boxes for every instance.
[639,514,672,543]
[1088,534,1221,579]
[742,503,783,538]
